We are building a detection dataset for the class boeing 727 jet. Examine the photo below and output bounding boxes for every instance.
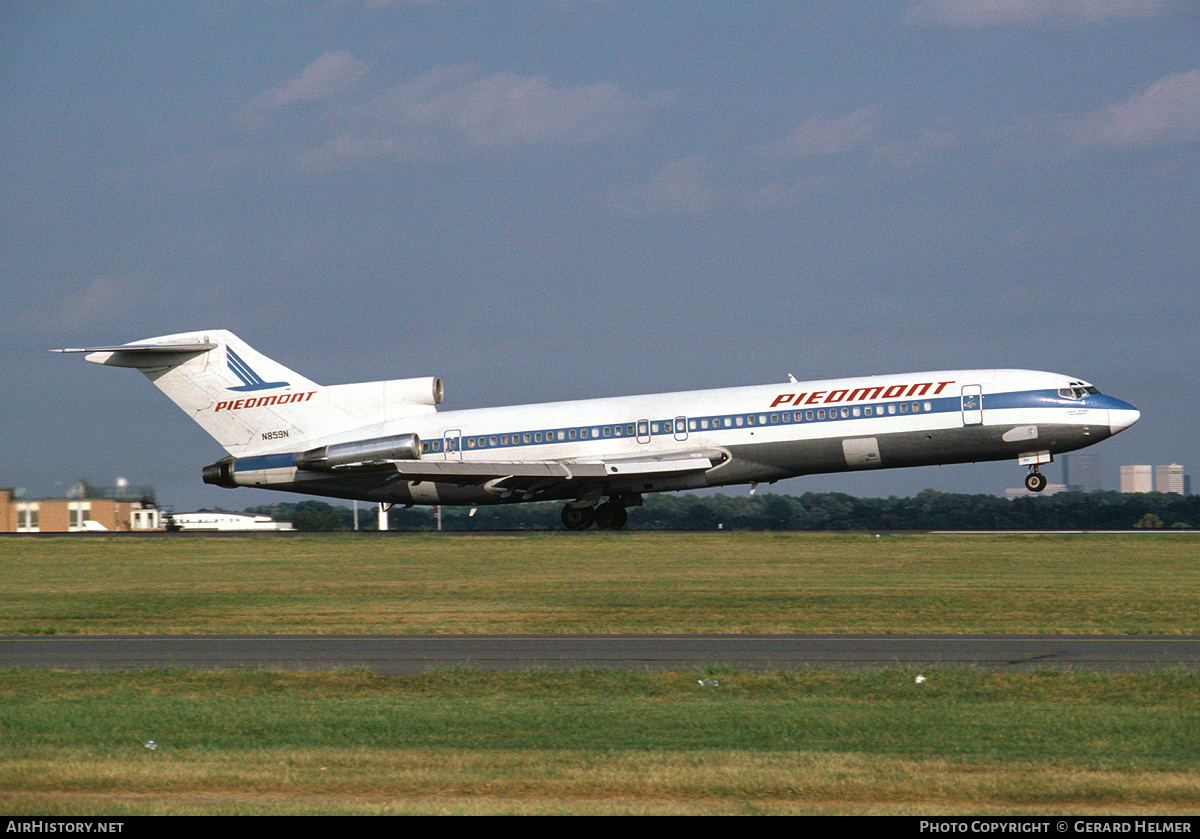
[55,331,1140,529]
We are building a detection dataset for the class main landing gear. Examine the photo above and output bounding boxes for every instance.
[1025,466,1048,493]
[561,500,629,530]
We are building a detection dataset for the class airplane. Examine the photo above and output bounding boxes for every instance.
[54,330,1140,529]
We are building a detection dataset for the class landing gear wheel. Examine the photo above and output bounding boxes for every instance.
[561,504,595,530]
[1025,470,1048,493]
[594,501,628,530]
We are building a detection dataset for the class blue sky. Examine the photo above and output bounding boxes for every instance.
[4,0,1198,509]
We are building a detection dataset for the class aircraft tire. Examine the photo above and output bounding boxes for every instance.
[561,504,595,530]
[594,501,628,530]
[1025,472,1047,493]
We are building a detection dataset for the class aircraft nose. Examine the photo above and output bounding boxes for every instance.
[1108,402,1141,435]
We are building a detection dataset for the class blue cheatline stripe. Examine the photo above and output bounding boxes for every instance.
[236,453,298,471]
[240,388,1090,469]
[226,347,289,392]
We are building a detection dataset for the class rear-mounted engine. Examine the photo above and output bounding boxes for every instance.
[295,433,422,471]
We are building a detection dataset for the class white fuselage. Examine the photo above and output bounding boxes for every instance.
[221,367,1139,506]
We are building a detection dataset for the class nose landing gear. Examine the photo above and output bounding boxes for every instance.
[1025,466,1048,493]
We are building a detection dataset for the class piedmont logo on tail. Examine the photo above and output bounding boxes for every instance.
[54,330,1140,530]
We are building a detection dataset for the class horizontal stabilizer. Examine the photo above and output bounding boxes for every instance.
[52,342,218,353]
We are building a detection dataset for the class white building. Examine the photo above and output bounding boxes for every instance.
[169,512,293,531]
[1005,483,1067,499]
[1120,465,1154,493]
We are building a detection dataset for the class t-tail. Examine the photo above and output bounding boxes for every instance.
[52,330,443,456]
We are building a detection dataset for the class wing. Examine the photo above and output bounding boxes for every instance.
[332,449,727,501]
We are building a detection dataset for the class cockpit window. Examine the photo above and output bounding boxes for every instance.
[1058,385,1101,400]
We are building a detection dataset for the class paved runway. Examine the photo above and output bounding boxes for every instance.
[2,634,1198,674]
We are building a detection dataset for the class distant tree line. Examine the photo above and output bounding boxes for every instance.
[243,490,1199,532]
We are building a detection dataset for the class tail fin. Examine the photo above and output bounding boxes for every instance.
[54,330,442,456]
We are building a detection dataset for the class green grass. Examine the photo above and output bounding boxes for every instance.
[2,668,1198,815]
[2,532,1199,635]
[3,532,1199,814]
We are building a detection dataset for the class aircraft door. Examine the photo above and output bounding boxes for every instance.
[674,416,688,442]
[961,385,983,426]
[443,429,462,460]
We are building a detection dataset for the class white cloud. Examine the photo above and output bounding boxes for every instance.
[734,176,834,213]
[1009,69,1200,155]
[239,51,370,126]
[1055,69,1200,148]
[604,154,714,217]
[604,155,839,217]
[239,57,671,172]
[872,129,961,169]
[47,277,144,330]
[753,109,878,160]
[902,0,1171,27]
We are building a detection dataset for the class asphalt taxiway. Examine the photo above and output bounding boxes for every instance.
[2,634,1198,674]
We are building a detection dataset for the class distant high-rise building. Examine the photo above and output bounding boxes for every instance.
[1120,465,1153,493]
[1062,453,1101,492]
[1154,464,1185,495]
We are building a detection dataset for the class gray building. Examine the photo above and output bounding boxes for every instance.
[1062,453,1101,492]
[1154,464,1185,495]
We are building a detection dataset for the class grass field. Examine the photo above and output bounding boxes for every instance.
[2,532,1198,635]
[2,532,1198,815]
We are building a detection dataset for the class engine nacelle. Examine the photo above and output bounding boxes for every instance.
[202,456,238,488]
[295,433,422,471]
